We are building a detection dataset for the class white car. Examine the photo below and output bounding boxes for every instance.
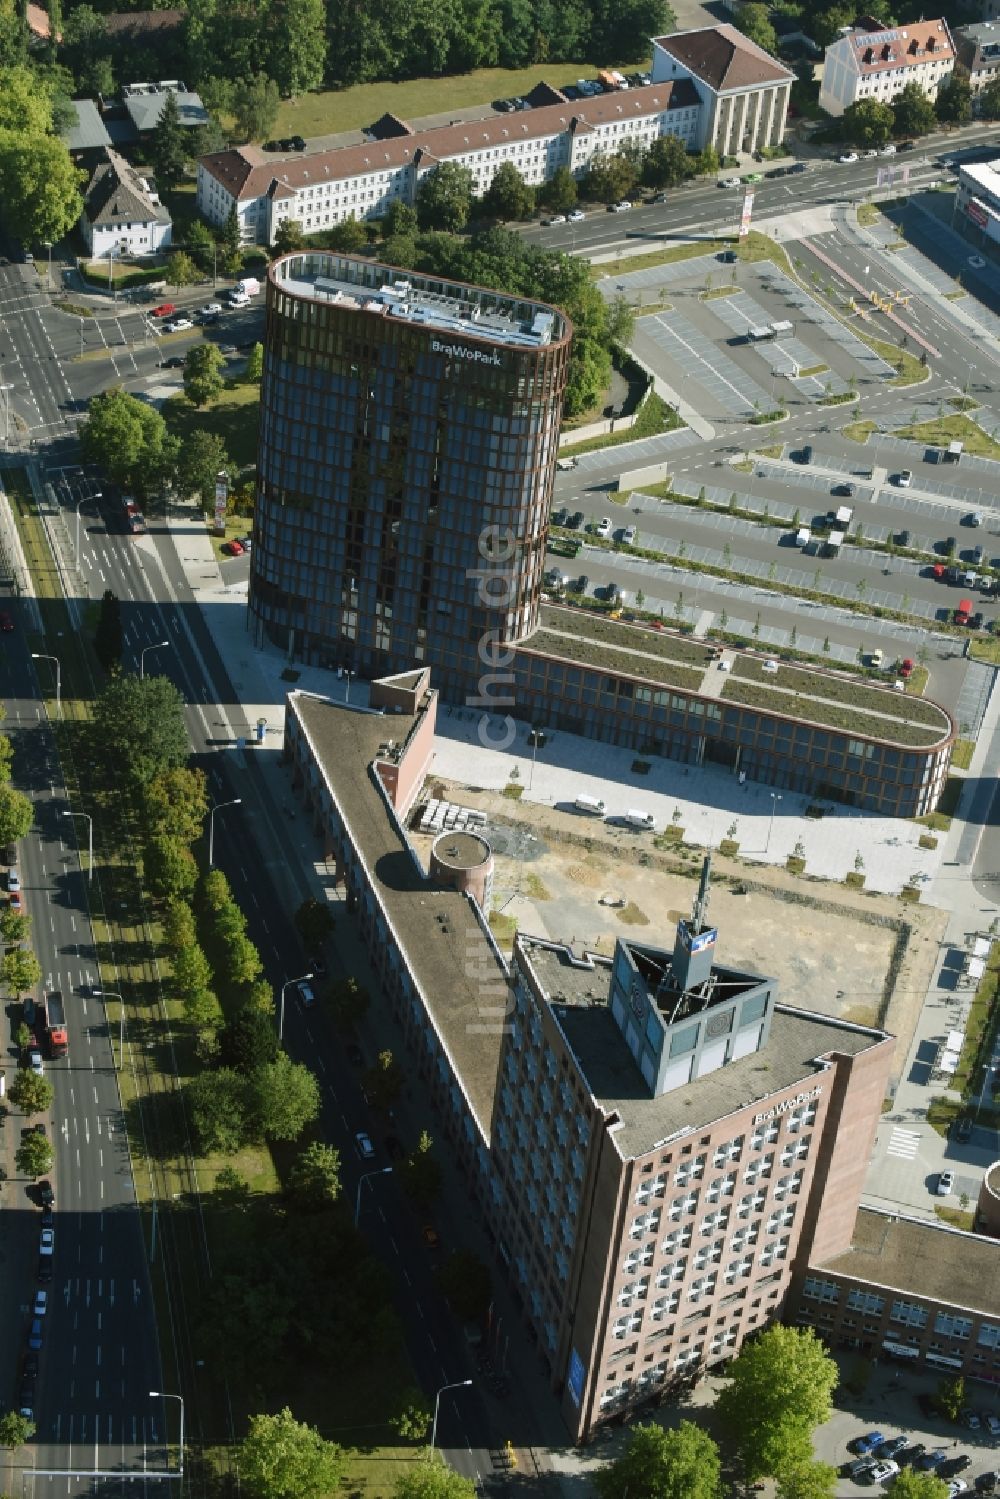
[948,1483,968,1497]
[762,659,779,674]
[33,1290,47,1317]
[595,516,612,538]
[937,1170,955,1196]
[867,1460,899,1484]
[720,176,741,188]
[165,317,193,332]
[228,292,250,308]
[29,1049,43,1075]
[547,214,566,226]
[610,200,632,212]
[201,303,223,316]
[7,868,19,892]
[355,1131,375,1160]
[881,143,897,155]
[567,208,585,222]
[895,470,912,487]
[864,149,878,158]
[39,1228,54,1255]
[623,525,637,544]
[839,152,859,164]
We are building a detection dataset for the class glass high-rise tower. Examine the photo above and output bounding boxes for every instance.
[249,252,572,689]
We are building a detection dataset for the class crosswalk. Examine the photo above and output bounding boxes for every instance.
[887,1126,921,1160]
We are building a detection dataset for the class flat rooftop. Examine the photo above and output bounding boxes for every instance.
[820,1207,1000,1315]
[272,252,567,349]
[524,605,953,749]
[289,691,507,1140]
[521,938,885,1158]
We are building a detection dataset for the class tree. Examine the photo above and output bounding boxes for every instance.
[362,1048,403,1109]
[892,81,936,138]
[8,1069,53,1116]
[841,98,894,147]
[435,1249,491,1323]
[889,1472,949,1499]
[393,1462,476,1499]
[152,89,187,190]
[246,1052,321,1142]
[92,673,189,788]
[144,767,208,847]
[183,343,226,407]
[239,1408,344,1499]
[271,217,305,255]
[221,203,243,267]
[935,1373,964,1421]
[0,731,12,783]
[0,1411,35,1448]
[0,130,83,244]
[224,1004,280,1071]
[93,588,123,672]
[401,1128,442,1208]
[583,149,638,203]
[0,907,30,945]
[383,200,418,238]
[594,1421,721,1499]
[293,897,335,950]
[0,64,55,134]
[935,75,971,125]
[715,1326,838,1482]
[642,133,690,191]
[483,162,534,221]
[388,1389,431,1443]
[183,217,218,273]
[165,250,200,289]
[245,342,263,382]
[606,295,634,347]
[16,1130,53,1178]
[214,1164,251,1208]
[0,784,33,846]
[271,0,327,97]
[187,1067,248,1153]
[693,144,720,178]
[80,388,177,500]
[776,1460,838,1499]
[734,3,777,55]
[2,948,41,995]
[537,165,578,213]
[328,975,369,1030]
[163,896,197,954]
[234,74,280,144]
[327,218,367,252]
[811,1,855,47]
[176,429,232,510]
[416,162,475,231]
[286,1140,341,1207]
[172,938,214,1008]
[980,77,1000,120]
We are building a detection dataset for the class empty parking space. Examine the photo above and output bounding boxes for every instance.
[637,309,772,418]
[754,264,896,380]
[595,252,721,301]
[572,426,699,475]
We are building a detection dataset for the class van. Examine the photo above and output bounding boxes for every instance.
[575,794,606,816]
[625,810,655,830]
[237,277,261,296]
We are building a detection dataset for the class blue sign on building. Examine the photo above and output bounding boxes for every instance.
[567,1348,585,1407]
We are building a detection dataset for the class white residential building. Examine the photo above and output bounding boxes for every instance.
[80,147,172,259]
[650,25,794,156]
[818,18,955,117]
[196,76,702,245]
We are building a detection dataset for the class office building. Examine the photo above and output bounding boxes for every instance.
[249,251,572,677]
[954,21,1000,96]
[954,157,1000,250]
[819,18,955,117]
[650,25,794,156]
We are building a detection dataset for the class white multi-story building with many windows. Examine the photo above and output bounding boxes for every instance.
[818,17,956,117]
[650,25,794,156]
[196,75,703,244]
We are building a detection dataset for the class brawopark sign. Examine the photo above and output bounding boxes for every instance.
[431,339,502,367]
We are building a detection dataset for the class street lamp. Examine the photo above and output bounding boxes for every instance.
[141,639,170,679]
[207,797,241,867]
[93,987,126,1066]
[148,1390,185,1477]
[975,1062,998,1121]
[278,971,313,1043]
[61,808,93,881]
[527,726,547,792]
[355,1165,392,1227]
[31,652,61,715]
[430,1379,473,1452]
[0,383,12,446]
[44,241,52,292]
[75,490,101,558]
[765,792,782,855]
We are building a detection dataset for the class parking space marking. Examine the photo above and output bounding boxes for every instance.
[639,309,772,417]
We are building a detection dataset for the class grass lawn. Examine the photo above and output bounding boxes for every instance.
[951,737,975,770]
[560,393,682,457]
[268,60,623,140]
[893,411,1000,461]
[739,230,792,270]
[594,238,725,280]
[842,419,876,443]
[857,203,881,227]
[864,334,930,387]
[701,286,735,300]
[971,633,1000,664]
[163,380,260,469]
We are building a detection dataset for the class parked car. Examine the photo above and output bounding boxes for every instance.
[623,525,637,545]
[595,517,612,538]
[937,1170,955,1195]
[942,1455,973,1475]
[355,1131,376,1159]
[222,539,244,556]
[975,1470,999,1490]
[29,1048,43,1075]
[567,209,585,222]
[161,356,185,369]
[39,1228,54,1255]
[895,470,912,487]
[164,317,193,333]
[867,1460,899,1483]
[9,889,22,912]
[7,867,19,892]
[853,1433,887,1456]
[38,1180,53,1206]
[899,658,915,679]
[881,143,897,155]
[33,1289,47,1316]
[919,1450,949,1470]
[28,1317,43,1350]
[151,303,176,318]
[36,1256,52,1284]
[798,445,813,464]
[288,134,306,150]
[297,980,316,1009]
[201,303,223,317]
[896,529,911,547]
[878,1437,909,1458]
[839,151,859,163]
[572,575,589,595]
[954,1115,973,1142]
[238,536,252,553]
[566,511,585,529]
[833,482,856,497]
[986,1415,1000,1437]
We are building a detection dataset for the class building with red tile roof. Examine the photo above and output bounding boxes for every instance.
[819,17,955,116]
[651,24,794,156]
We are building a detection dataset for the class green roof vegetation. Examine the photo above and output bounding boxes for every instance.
[732,656,950,731]
[524,629,704,692]
[540,604,709,666]
[720,676,950,748]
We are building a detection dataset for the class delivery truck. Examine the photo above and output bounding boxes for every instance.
[39,989,68,1059]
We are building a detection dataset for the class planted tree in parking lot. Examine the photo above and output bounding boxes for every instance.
[15,1130,53,1178]
[239,1407,344,1499]
[594,1420,721,1499]
[293,897,335,950]
[183,343,226,408]
[0,784,32,847]
[246,1052,320,1142]
[286,1139,341,1207]
[8,1070,53,1116]
[94,672,188,788]
[0,1410,35,1448]
[889,1471,949,1499]
[2,948,41,996]
[715,1325,838,1483]
[935,1373,964,1421]
[393,1461,476,1499]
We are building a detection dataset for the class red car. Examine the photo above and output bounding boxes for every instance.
[151,303,177,319]
[899,658,914,678]
[9,891,22,913]
[931,563,946,580]
[223,539,244,556]
[955,598,972,626]
[0,611,14,632]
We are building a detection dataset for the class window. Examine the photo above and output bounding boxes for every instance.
[618,1276,650,1307]
[636,1173,667,1205]
[674,1155,705,1187]
[758,1237,788,1269]
[706,1172,736,1203]
[846,1288,883,1314]
[738,1190,766,1219]
[713,1137,743,1166]
[781,1137,810,1167]
[700,1208,729,1236]
[630,1208,662,1239]
[891,1300,928,1329]
[669,1193,698,1220]
[663,1225,693,1255]
[613,1312,643,1339]
[651,1292,679,1320]
[935,1311,972,1340]
[803,1278,840,1304]
[750,1122,779,1150]
[743,1154,773,1185]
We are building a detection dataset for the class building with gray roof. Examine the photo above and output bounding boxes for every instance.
[81,147,172,259]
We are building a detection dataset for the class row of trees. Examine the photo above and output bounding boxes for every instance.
[840,77,991,147]
[81,387,235,509]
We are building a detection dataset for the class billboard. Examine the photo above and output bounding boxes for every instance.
[739,189,754,240]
